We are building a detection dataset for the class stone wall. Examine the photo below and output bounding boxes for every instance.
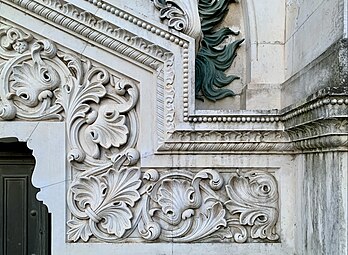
[300,152,347,255]
[283,0,347,107]
[0,0,346,255]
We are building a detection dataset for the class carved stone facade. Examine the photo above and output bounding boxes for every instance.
[0,0,347,255]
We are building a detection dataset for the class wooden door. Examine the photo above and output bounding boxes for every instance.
[0,142,50,255]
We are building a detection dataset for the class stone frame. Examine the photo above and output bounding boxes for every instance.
[0,0,347,255]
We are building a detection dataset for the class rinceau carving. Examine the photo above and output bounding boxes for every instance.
[68,168,279,243]
[0,22,280,243]
[0,0,347,251]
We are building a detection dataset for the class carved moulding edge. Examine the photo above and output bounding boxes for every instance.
[282,89,348,151]
[157,130,294,153]
[1,0,179,142]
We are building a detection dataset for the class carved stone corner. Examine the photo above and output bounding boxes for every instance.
[282,87,348,151]
[0,0,295,249]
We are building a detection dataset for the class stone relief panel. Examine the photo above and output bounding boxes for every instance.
[0,20,281,244]
[0,1,346,254]
[67,168,280,243]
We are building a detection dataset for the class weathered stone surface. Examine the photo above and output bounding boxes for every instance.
[297,152,347,255]
[282,39,348,108]
[0,0,346,255]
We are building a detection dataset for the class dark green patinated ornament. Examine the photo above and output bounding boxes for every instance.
[196,0,244,101]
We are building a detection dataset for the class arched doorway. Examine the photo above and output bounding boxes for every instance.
[0,141,50,255]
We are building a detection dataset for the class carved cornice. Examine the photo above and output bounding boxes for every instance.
[282,87,348,151]
[158,130,294,153]
[286,118,348,151]
[5,0,172,68]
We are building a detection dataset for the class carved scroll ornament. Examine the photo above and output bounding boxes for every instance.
[152,0,202,46]
[0,23,139,167]
[67,167,279,242]
[0,22,280,243]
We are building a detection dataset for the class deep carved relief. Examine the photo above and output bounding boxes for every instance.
[0,26,63,120]
[282,90,348,150]
[68,168,280,243]
[0,21,280,243]
[158,130,293,152]
[152,0,202,45]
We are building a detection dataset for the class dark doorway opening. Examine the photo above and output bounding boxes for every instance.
[0,141,51,255]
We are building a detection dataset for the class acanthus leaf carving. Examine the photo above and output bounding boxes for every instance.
[67,218,92,242]
[157,179,196,225]
[0,21,281,244]
[225,170,279,241]
[66,167,280,243]
[152,0,202,48]
[176,202,227,242]
[1,34,64,120]
[10,41,60,108]
[84,105,129,159]
[68,167,142,241]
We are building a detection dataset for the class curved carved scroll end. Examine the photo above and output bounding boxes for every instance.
[193,168,224,190]
[67,167,142,242]
[0,103,17,120]
[143,168,160,182]
[151,0,202,42]
[225,170,280,241]
[61,58,139,167]
[226,220,248,243]
[1,37,64,120]
[138,220,161,241]
[68,148,86,163]
[31,39,57,60]
[110,148,140,172]
[124,148,140,166]
[0,25,33,54]
[113,78,139,113]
